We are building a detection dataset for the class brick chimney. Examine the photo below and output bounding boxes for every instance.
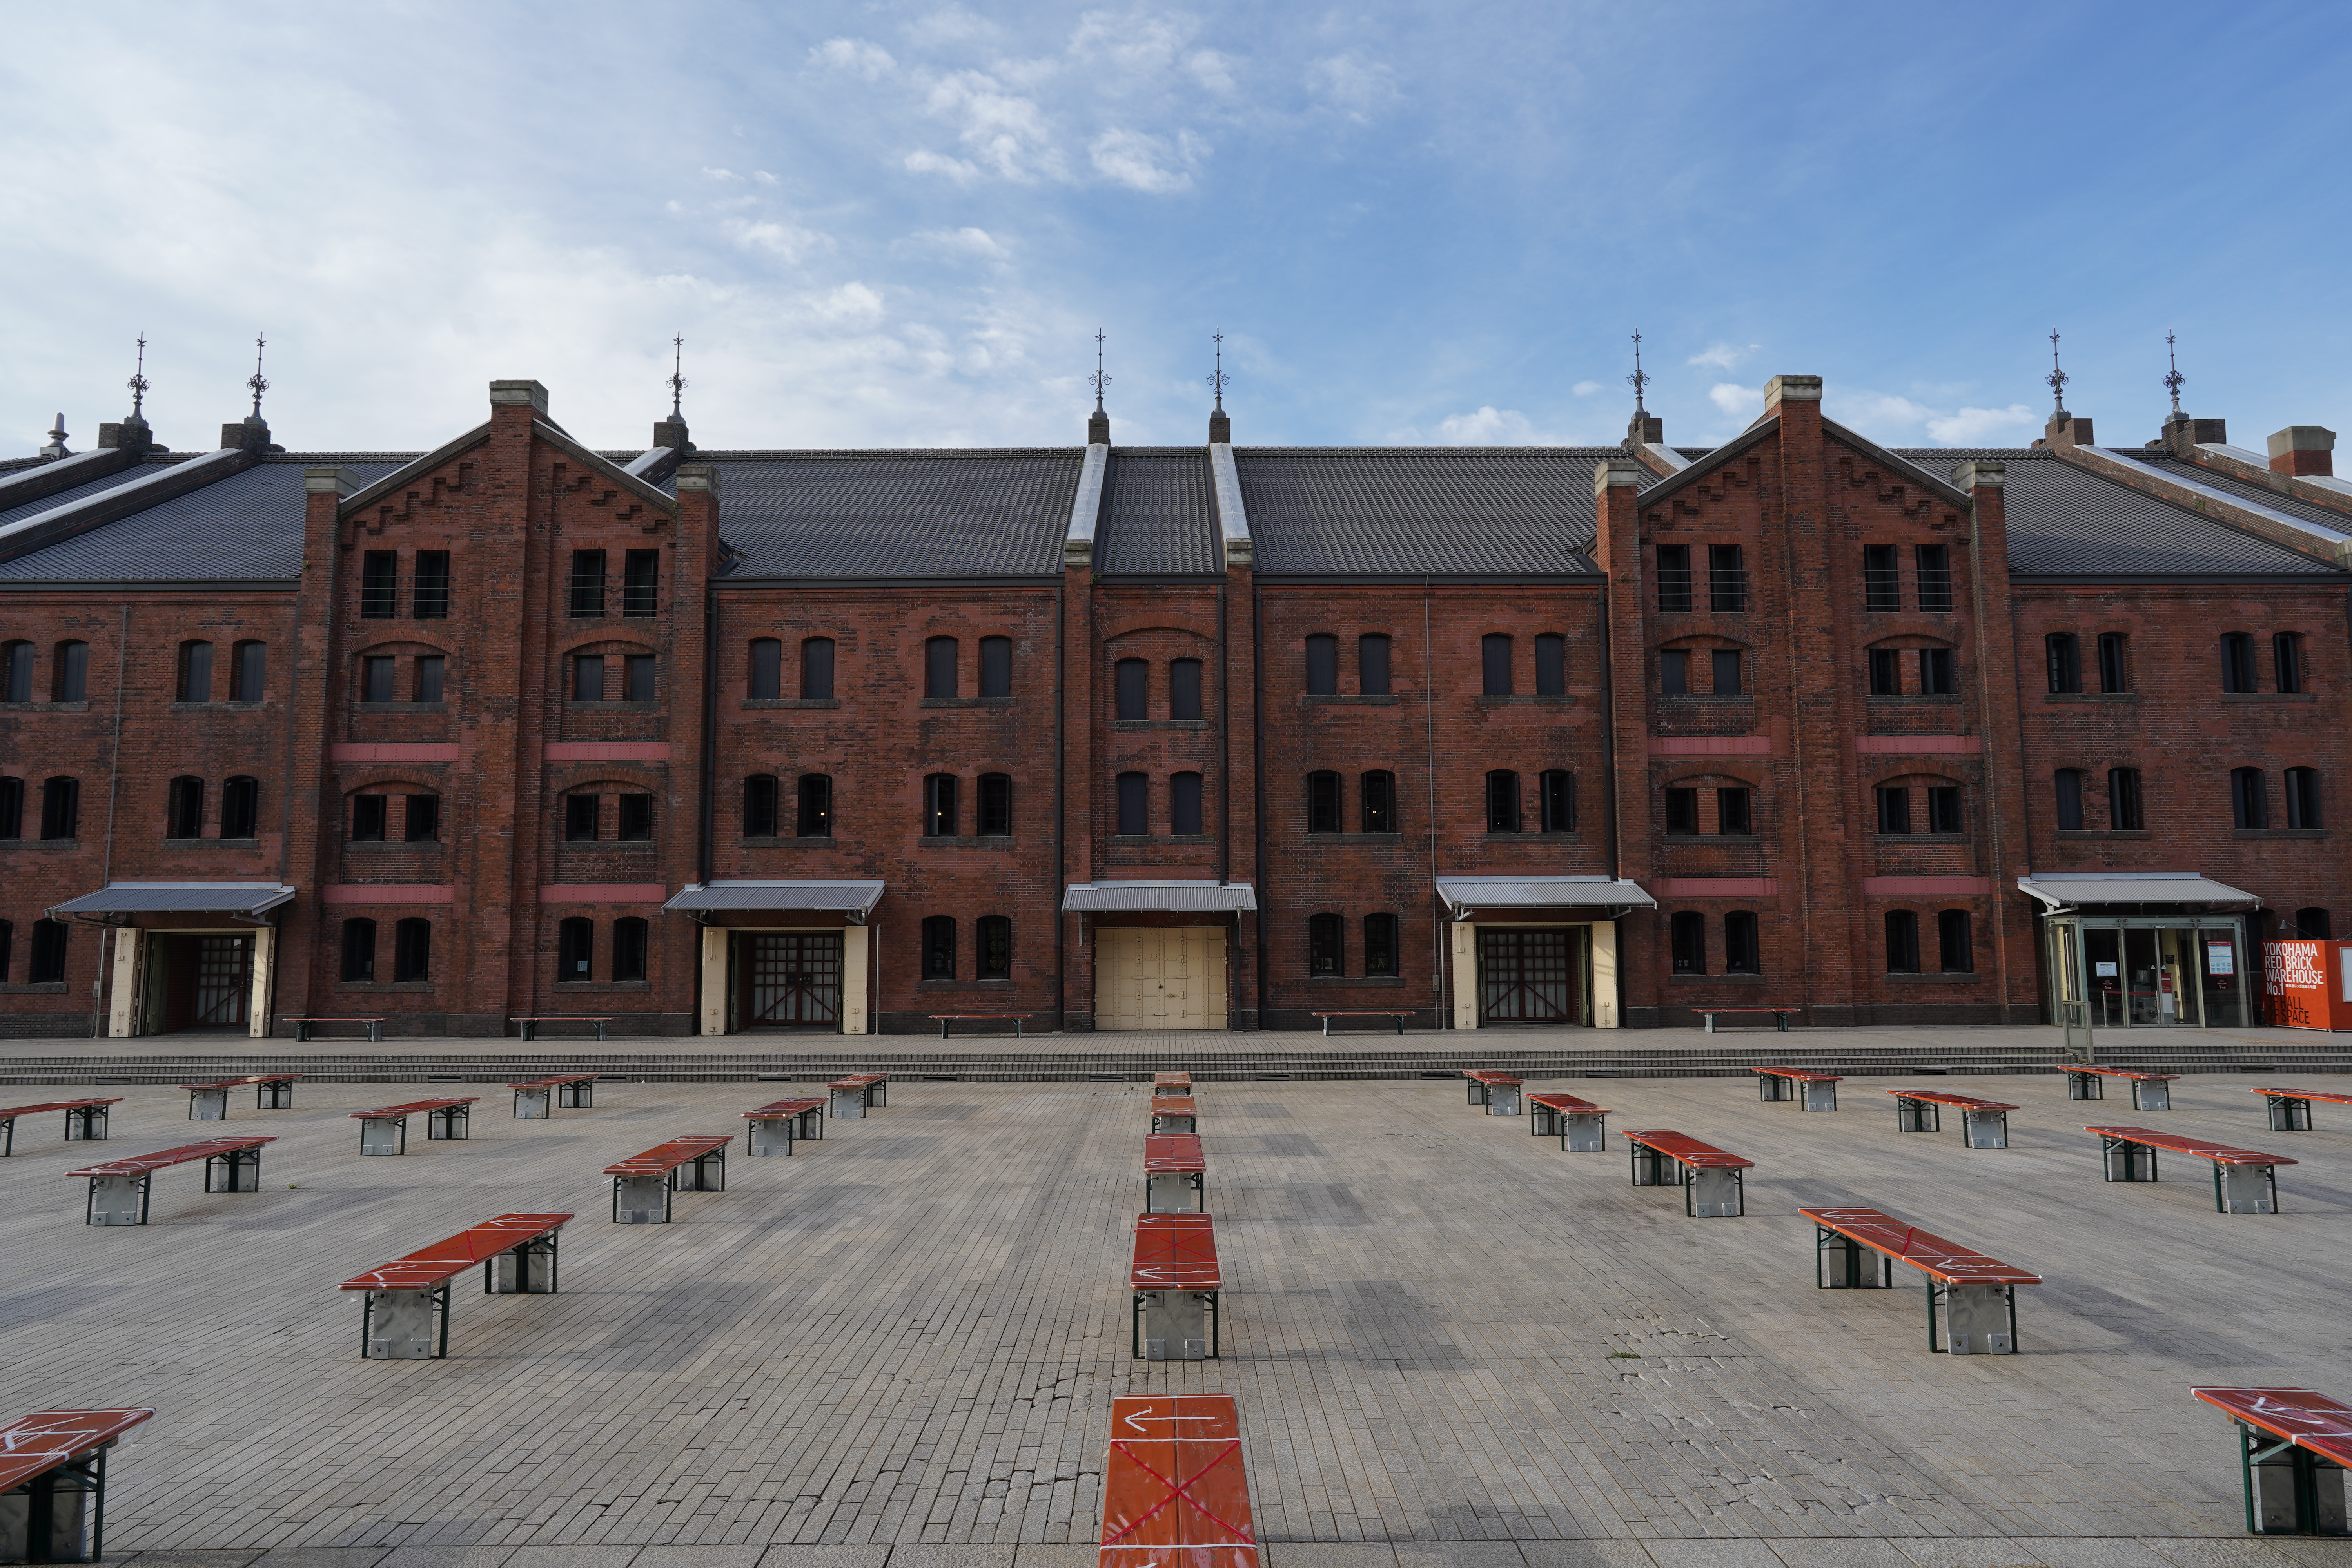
[2040,406,2092,450]
[2269,426,2336,477]
[2159,410,2227,459]
[1626,409,1662,448]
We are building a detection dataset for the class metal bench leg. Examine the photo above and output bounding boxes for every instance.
[1014,1018,1024,1037]
[1702,1014,1717,1034]
[940,1018,952,1038]
[1323,1016,1333,1036]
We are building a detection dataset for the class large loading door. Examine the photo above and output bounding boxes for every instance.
[1096,927,1228,1030]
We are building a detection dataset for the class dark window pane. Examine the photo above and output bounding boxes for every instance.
[801,637,835,700]
[749,639,782,700]
[1869,648,1901,695]
[1307,771,1342,834]
[361,656,396,704]
[926,637,958,699]
[1169,658,1201,719]
[1,642,33,703]
[403,792,438,842]
[412,551,451,618]
[978,915,1011,979]
[1363,913,1399,976]
[1663,785,1698,834]
[1919,648,1955,695]
[1359,634,1391,695]
[572,654,604,702]
[1657,545,1692,613]
[1660,649,1688,695]
[413,655,445,703]
[1885,910,1920,973]
[1534,634,1566,695]
[2100,633,2129,693]
[1116,772,1148,835]
[1481,634,1512,695]
[557,918,594,980]
[1877,786,1911,834]
[1708,544,1746,611]
[221,776,260,839]
[352,793,388,842]
[925,774,957,836]
[1711,649,1742,694]
[180,641,213,702]
[2287,768,2323,830]
[564,793,600,841]
[922,915,955,979]
[2274,633,2302,693]
[360,552,399,618]
[1937,909,1973,973]
[1171,771,1203,835]
[2295,907,2333,940]
[980,773,1013,836]
[1541,769,1575,832]
[1307,913,1342,976]
[231,641,266,701]
[1927,785,1962,833]
[2222,632,2255,693]
[621,549,659,617]
[569,550,606,617]
[341,918,377,982]
[745,775,779,837]
[1670,911,1705,973]
[28,920,68,983]
[1915,545,1952,612]
[40,777,79,840]
[2110,768,2144,830]
[2054,769,2084,831]
[2233,768,2268,829]
[53,641,88,702]
[612,917,648,982]
[0,776,19,839]
[624,654,655,701]
[1724,911,1760,973]
[980,636,1012,701]
[2047,633,2080,694]
[1486,770,1520,832]
[394,918,432,983]
[1361,770,1396,833]
[167,777,204,839]
[1305,635,1338,696]
[1863,544,1899,611]
[1717,785,1751,835]
[797,774,833,837]
[1115,658,1148,720]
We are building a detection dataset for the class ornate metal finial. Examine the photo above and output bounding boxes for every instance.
[2045,328,2069,416]
[1089,329,1110,412]
[246,333,269,419]
[1627,329,1648,415]
[2162,330,2185,417]
[127,333,151,419]
[668,332,688,418]
[1209,330,1229,412]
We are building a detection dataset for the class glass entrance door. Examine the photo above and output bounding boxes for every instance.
[1478,929,1579,1024]
[2123,929,2197,1025]
[744,933,843,1028]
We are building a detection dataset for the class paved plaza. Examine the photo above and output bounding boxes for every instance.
[3,1065,2350,1568]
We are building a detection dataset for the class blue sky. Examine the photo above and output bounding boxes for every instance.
[6,1,2350,457]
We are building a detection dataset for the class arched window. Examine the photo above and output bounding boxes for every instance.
[2286,767,2323,829]
[612,916,648,982]
[923,773,957,837]
[1885,910,1920,974]
[1724,911,1760,973]
[1485,770,1520,832]
[1937,909,1974,974]
[216,777,259,840]
[2098,633,2129,693]
[1363,913,1399,976]
[51,640,87,702]
[744,774,779,837]
[921,915,956,979]
[1169,658,1202,719]
[166,776,205,840]
[2274,632,2304,693]
[1305,634,1338,696]
[979,773,1013,836]
[1361,770,1396,833]
[1481,633,1512,695]
[1115,657,1148,720]
[2054,768,2085,831]
[800,637,835,699]
[2293,907,2333,940]
[2221,632,2257,693]
[797,774,833,837]
[341,918,377,982]
[1358,633,1391,695]
[557,917,595,982]
[1534,633,1566,695]
[979,635,1012,700]
[1306,771,1342,834]
[2108,768,2144,830]
[230,640,266,701]
[393,918,432,983]
[748,638,782,699]
[178,640,214,702]
[1,641,33,702]
[0,776,18,839]
[926,636,959,699]
[28,919,68,984]
[1307,912,1343,976]
[2231,768,2268,829]
[39,777,78,840]
[2046,633,2080,694]
[1670,911,1705,974]
[1539,770,1574,833]
[1170,771,1203,835]
[978,915,1012,979]
[1116,771,1149,836]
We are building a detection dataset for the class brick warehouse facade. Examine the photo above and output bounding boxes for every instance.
[2,372,2349,1038]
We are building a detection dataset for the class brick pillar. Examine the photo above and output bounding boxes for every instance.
[484,381,549,1034]
[667,464,718,1034]
[1954,461,2034,1022]
[1059,542,1098,1030]
[1592,457,1656,1027]
[275,466,361,1031]
[1222,556,1261,1030]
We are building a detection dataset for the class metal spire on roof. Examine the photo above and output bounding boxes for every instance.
[2045,328,2069,415]
[40,413,71,459]
[1090,329,1110,412]
[1627,329,1648,415]
[1209,330,1229,412]
[2162,330,2185,417]
[246,333,270,419]
[127,334,150,419]
[668,332,688,417]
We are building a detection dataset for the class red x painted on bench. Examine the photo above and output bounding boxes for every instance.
[1099,1394,1258,1567]
[0,1408,156,1493]
[2194,1387,2352,1468]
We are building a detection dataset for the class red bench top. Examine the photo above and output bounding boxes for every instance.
[1700,1006,1792,1013]
[1149,1094,1195,1114]
[1154,1074,1191,1088]
[1801,1207,2042,1286]
[830,1073,889,1089]
[0,1098,122,1118]
[1527,1091,1607,1114]
[281,1016,385,1022]
[1621,1129,1750,1169]
[928,1012,1034,1018]
[180,1074,300,1091]
[1464,1069,1522,1085]
[507,1074,599,1090]
[604,1134,733,1176]
[349,1097,478,1119]
[2068,1065,2180,1081]
[1130,1214,1220,1292]
[2087,1126,2296,1165]
[509,1015,614,1021]
[2251,1086,2352,1106]
[1144,1133,1205,1173]
[339,1214,573,1292]
[1100,1393,1257,1567]
[1889,1088,2018,1111]
[2193,1387,2352,1469]
[745,1097,826,1118]
[1313,1009,1412,1016]
[1753,1067,1840,1082]
[69,1136,275,1178]
[0,1408,156,1494]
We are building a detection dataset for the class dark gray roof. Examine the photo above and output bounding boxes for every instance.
[1096,450,1218,575]
[2116,450,2352,533]
[0,455,197,532]
[694,450,1080,579]
[1889,449,2342,577]
[1237,448,1620,575]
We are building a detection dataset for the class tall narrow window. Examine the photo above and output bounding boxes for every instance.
[352,794,390,842]
[1724,911,1760,974]
[361,655,397,704]
[612,917,648,982]
[568,550,607,618]
[1657,545,1693,613]
[2054,768,2085,831]
[1915,545,1953,612]
[749,639,782,700]
[403,792,438,842]
[0,920,11,983]
[412,550,451,618]
[0,776,20,838]
[979,636,1012,701]
[221,776,259,839]
[1663,785,1699,834]
[1485,770,1520,832]
[979,773,1013,835]
[1361,771,1396,833]
[166,776,204,839]
[2109,768,2144,830]
[1660,649,1690,695]
[1885,910,1920,974]
[1116,772,1148,836]
[2275,632,2304,693]
[1305,634,1338,696]
[1717,785,1752,835]
[1363,913,1400,976]
[926,637,959,699]
[393,918,432,983]
[571,654,605,702]
[0,641,31,702]
[921,915,956,979]
[1115,658,1148,720]
[617,791,654,839]
[179,640,213,702]
[412,656,444,703]
[800,637,835,699]
[1481,634,1512,695]
[1918,648,1955,695]
[1534,633,1566,695]
[1708,544,1746,612]
[564,793,600,842]
[621,549,659,617]
[40,777,79,840]
[624,654,656,702]
[1170,772,1203,835]
[1670,911,1705,974]
[744,774,780,837]
[978,915,1012,979]
[557,917,594,981]
[2098,633,2129,693]
[924,773,958,837]
[1307,771,1343,834]
[1307,912,1343,976]
[28,920,68,984]
[1359,634,1391,695]
[1711,649,1742,695]
[2231,768,2267,829]
[360,552,399,617]
[1863,544,1900,612]
[1876,786,1912,834]
[1868,648,1901,695]
[2286,767,2323,829]
[1937,909,1974,973]
[2294,907,2334,939]
[1540,769,1575,832]
[797,774,833,837]
[51,640,87,702]
[1169,658,1202,719]
[1927,784,1962,833]
[2047,633,2081,694]
[341,918,377,981]
[2221,632,2257,693]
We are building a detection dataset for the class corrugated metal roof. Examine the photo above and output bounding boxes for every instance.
[1238,449,1617,575]
[0,455,200,532]
[1096,450,1218,575]
[693,451,1080,579]
[1062,880,1258,913]
[2116,450,2352,535]
[0,457,410,581]
[1434,876,1657,916]
[2016,872,2258,908]
[49,882,296,916]
[661,880,885,915]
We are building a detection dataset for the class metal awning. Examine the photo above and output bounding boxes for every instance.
[2017,872,2260,910]
[1063,880,1258,913]
[662,880,886,922]
[48,882,296,924]
[1434,876,1656,920]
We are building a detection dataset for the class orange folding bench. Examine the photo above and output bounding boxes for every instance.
[0,1097,119,1156]
[1463,1069,1523,1114]
[181,1073,299,1119]
[1099,1394,1258,1567]
[1803,1206,2039,1355]
[2062,1064,2178,1111]
[1130,1214,1220,1360]
[1527,1091,1608,1151]
[0,1407,154,1562]
[605,1134,732,1223]
[744,1096,826,1156]
[829,1072,889,1119]
[349,1096,477,1154]
[1153,1073,1192,1096]
[2191,1385,2352,1535]
[2089,1125,2295,1214]
[1753,1066,1840,1111]
[508,1074,597,1118]
[69,1136,276,1225]
[1889,1088,2017,1148]
[1623,1129,1750,1216]
[2250,1085,2352,1132]
[1149,1093,1196,1134]
[340,1212,571,1358]
[1145,1133,1205,1214]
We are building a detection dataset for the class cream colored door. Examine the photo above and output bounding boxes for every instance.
[1096,926,1228,1029]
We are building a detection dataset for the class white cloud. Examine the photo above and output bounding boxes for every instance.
[1688,341,1759,370]
[1307,52,1400,121]
[922,71,1066,182]
[728,220,832,265]
[810,38,896,80]
[904,6,999,48]
[1391,406,1568,445]
[752,171,778,186]
[1068,10,1195,71]
[904,148,984,184]
[1827,390,2041,446]
[1709,382,1764,419]
[1926,403,2037,444]
[1089,128,1205,193]
[904,226,1011,263]
[1187,49,1238,93]
[814,281,886,326]
[701,167,742,182]
[1572,380,1604,397]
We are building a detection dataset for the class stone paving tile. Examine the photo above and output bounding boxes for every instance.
[1517,1544,1656,1568]
[1396,1541,1541,1564]
[1773,1541,1925,1568]
[1269,1546,1406,1567]
[5,1075,2348,1551]
[752,1549,892,1567]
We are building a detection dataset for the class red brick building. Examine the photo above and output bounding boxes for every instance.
[2,373,2345,1038]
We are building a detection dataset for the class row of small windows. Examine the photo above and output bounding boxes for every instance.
[351,791,443,842]
[2051,767,2322,831]
[1668,909,1974,976]
[339,917,435,982]
[566,792,655,842]
[920,914,1015,980]
[1655,544,1953,615]
[574,652,657,703]
[744,775,833,838]
[2047,632,2307,695]
[566,550,660,619]
[926,773,1015,837]
[1660,782,1962,836]
[0,777,80,840]
[742,637,1017,702]
[1307,912,1401,977]
[1118,658,1204,720]
[349,915,650,986]
[1,641,90,702]
[166,777,263,840]
[359,550,454,619]
[1118,772,1206,837]
[557,916,650,982]
[0,918,72,984]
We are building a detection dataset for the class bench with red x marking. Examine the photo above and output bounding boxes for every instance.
[181,1073,299,1119]
[69,1136,276,1225]
[348,1096,477,1155]
[0,1407,154,1562]
[2192,1386,2352,1535]
[2250,1085,2352,1132]
[508,1074,597,1118]
[1144,1133,1206,1214]
[1527,1091,1608,1151]
[1154,1073,1192,1095]
[1149,1093,1196,1134]
[1802,1206,2040,1356]
[0,1097,120,1157]
[339,1212,572,1359]
[1888,1088,2017,1148]
[1622,1129,1751,1216]
[2089,1126,2296,1213]
[1099,1394,1258,1568]
[1130,1214,1221,1361]
[1753,1067,1840,1111]
[2062,1064,2178,1111]
[743,1096,826,1156]
[605,1135,732,1223]
[1463,1069,1523,1115]
[829,1072,889,1119]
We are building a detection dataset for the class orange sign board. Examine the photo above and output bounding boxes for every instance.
[2262,942,2352,1031]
